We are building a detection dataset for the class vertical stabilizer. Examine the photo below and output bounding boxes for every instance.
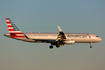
[6,18,26,38]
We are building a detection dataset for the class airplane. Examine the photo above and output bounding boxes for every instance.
[4,18,102,49]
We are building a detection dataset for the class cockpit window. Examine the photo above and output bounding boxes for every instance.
[96,36,99,37]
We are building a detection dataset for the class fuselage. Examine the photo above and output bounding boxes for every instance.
[4,33,102,43]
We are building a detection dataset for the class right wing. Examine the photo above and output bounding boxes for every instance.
[55,26,66,41]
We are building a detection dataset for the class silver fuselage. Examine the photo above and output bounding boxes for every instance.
[4,33,102,43]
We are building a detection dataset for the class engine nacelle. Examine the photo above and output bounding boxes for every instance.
[63,39,75,45]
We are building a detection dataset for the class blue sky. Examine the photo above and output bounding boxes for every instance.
[0,0,105,70]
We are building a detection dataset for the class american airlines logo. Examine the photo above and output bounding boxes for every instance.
[67,34,87,38]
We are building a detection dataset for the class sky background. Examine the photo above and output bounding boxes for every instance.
[0,0,105,70]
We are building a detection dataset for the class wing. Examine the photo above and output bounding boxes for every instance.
[55,26,66,41]
[33,39,56,43]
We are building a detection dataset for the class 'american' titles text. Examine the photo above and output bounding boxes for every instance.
[67,34,87,38]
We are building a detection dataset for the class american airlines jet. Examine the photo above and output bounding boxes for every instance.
[4,18,102,49]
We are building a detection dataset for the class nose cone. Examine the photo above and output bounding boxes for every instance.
[98,37,102,42]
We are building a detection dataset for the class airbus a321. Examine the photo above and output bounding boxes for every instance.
[4,18,102,49]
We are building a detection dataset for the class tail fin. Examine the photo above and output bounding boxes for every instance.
[6,18,26,38]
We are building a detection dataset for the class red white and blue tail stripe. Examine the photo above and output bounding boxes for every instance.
[6,18,26,38]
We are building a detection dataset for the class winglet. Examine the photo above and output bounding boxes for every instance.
[57,26,62,32]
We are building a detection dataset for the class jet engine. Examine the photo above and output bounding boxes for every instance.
[63,39,75,44]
